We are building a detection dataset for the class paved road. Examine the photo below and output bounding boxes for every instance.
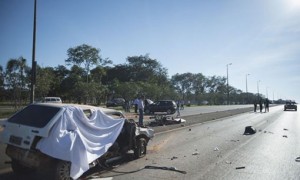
[84,105,299,180]
[0,104,275,179]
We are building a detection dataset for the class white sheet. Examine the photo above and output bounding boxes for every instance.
[36,106,125,179]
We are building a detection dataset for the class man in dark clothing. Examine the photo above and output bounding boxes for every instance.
[254,100,257,112]
[265,98,270,112]
[259,99,263,112]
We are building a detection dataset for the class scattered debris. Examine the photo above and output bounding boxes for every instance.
[236,166,245,169]
[171,156,178,160]
[230,140,239,142]
[244,126,256,135]
[295,157,300,162]
[283,135,288,138]
[144,165,187,174]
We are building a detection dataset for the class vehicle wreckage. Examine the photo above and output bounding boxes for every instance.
[0,103,154,179]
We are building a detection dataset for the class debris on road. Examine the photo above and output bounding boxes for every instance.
[230,140,239,142]
[144,165,187,174]
[243,126,256,135]
[171,156,178,160]
[225,161,232,164]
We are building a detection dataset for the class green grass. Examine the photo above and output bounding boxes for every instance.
[0,104,22,119]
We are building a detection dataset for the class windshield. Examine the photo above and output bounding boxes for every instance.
[8,104,61,128]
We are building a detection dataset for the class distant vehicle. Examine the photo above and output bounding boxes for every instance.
[284,101,297,111]
[106,98,125,107]
[43,97,62,103]
[144,100,177,114]
[144,99,154,107]
[0,103,154,179]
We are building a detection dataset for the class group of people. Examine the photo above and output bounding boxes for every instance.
[254,98,270,113]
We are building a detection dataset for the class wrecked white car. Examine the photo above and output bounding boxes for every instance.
[0,103,154,179]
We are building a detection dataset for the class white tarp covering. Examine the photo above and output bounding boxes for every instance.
[36,106,125,179]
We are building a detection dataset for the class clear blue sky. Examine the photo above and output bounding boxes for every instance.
[1,0,300,102]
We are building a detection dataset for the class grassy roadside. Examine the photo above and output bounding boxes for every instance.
[0,107,18,119]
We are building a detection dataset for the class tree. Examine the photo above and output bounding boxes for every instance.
[90,66,106,84]
[35,66,55,99]
[52,65,70,97]
[126,54,168,83]
[66,44,102,83]
[0,65,4,101]
[5,57,29,107]
[171,73,194,100]
[61,65,85,102]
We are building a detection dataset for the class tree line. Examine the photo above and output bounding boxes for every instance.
[0,44,261,108]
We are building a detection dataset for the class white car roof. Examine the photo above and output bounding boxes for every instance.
[34,103,122,114]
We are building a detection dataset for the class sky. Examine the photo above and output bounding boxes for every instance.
[1,0,300,102]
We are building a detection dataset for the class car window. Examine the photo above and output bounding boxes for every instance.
[8,105,61,128]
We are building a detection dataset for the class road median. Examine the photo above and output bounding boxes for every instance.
[150,107,253,133]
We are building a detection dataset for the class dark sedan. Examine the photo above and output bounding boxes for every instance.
[144,100,177,114]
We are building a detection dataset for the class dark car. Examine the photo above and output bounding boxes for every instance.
[144,100,177,114]
[106,98,125,107]
[284,101,297,111]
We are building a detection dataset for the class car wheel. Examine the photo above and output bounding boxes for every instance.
[54,160,72,180]
[134,138,147,159]
[11,160,35,174]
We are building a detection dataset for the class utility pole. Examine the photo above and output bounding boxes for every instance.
[226,63,232,105]
[257,80,260,98]
[30,0,37,103]
[246,74,250,104]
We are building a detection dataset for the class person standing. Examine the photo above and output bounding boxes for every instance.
[254,99,257,112]
[176,100,181,117]
[133,98,139,113]
[265,98,270,112]
[137,96,145,127]
[259,98,263,112]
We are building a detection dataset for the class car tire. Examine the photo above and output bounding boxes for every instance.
[134,138,147,159]
[53,160,72,180]
[11,160,35,174]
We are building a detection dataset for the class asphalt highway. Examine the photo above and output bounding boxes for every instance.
[0,105,284,179]
[85,105,300,180]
